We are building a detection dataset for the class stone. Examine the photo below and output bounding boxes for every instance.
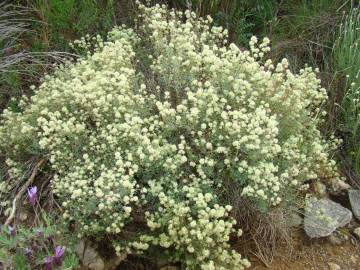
[304,197,352,238]
[19,211,28,222]
[328,262,341,270]
[351,255,357,263]
[333,180,351,191]
[160,267,180,270]
[75,239,105,270]
[88,260,105,270]
[328,234,343,245]
[287,212,303,227]
[107,253,128,270]
[328,231,349,245]
[353,227,360,239]
[348,190,360,220]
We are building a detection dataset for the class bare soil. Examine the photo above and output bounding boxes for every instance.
[249,232,360,270]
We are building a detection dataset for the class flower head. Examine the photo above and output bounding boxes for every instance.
[35,228,44,238]
[8,225,16,236]
[44,256,53,270]
[24,247,33,258]
[54,246,66,266]
[27,186,38,206]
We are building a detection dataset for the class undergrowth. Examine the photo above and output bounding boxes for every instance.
[0,3,342,269]
[333,6,360,185]
[0,0,358,269]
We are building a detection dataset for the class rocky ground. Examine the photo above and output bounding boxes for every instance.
[249,188,360,270]
[249,232,360,270]
[76,187,360,270]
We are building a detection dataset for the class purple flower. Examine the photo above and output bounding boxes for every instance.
[54,246,65,266]
[24,247,32,257]
[44,256,53,270]
[27,186,37,206]
[35,228,44,238]
[8,225,16,236]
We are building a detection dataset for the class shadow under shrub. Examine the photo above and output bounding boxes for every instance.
[0,3,342,269]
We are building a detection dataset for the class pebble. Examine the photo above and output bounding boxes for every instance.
[354,227,360,239]
[75,239,105,270]
[328,262,341,270]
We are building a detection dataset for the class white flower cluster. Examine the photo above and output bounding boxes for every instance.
[0,2,341,269]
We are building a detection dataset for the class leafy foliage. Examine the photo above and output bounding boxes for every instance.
[0,221,79,269]
[0,3,342,269]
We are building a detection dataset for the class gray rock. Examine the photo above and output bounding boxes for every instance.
[287,213,303,227]
[333,180,351,191]
[19,211,28,222]
[353,227,360,239]
[328,234,343,245]
[160,267,180,270]
[107,253,128,270]
[328,262,341,270]
[304,197,352,238]
[75,239,105,270]
[348,189,360,220]
[328,231,349,245]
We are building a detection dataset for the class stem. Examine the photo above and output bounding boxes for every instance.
[4,158,46,226]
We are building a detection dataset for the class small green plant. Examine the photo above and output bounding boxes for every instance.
[333,7,360,180]
[0,222,79,270]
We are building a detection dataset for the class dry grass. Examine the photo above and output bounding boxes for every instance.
[222,180,295,267]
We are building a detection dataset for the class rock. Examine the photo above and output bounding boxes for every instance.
[19,211,28,222]
[107,253,128,270]
[314,182,327,196]
[75,240,105,270]
[328,234,343,245]
[333,180,351,191]
[160,267,180,270]
[328,262,341,270]
[88,260,105,270]
[353,227,360,239]
[348,190,360,220]
[351,255,357,263]
[287,212,303,227]
[328,231,349,245]
[304,197,352,238]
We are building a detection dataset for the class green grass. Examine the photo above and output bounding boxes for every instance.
[169,0,277,46]
[333,7,360,181]
[28,0,115,50]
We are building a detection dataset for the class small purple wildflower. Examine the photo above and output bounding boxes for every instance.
[54,246,65,266]
[35,228,44,238]
[24,247,32,257]
[44,256,53,270]
[27,186,37,206]
[8,225,16,236]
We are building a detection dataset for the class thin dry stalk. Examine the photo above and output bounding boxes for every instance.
[226,183,294,267]
[4,158,46,225]
[0,1,75,78]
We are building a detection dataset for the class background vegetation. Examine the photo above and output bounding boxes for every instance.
[0,0,359,268]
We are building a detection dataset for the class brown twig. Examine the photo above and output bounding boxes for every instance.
[4,158,46,226]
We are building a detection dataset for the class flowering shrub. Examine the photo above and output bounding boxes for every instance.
[0,3,341,269]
